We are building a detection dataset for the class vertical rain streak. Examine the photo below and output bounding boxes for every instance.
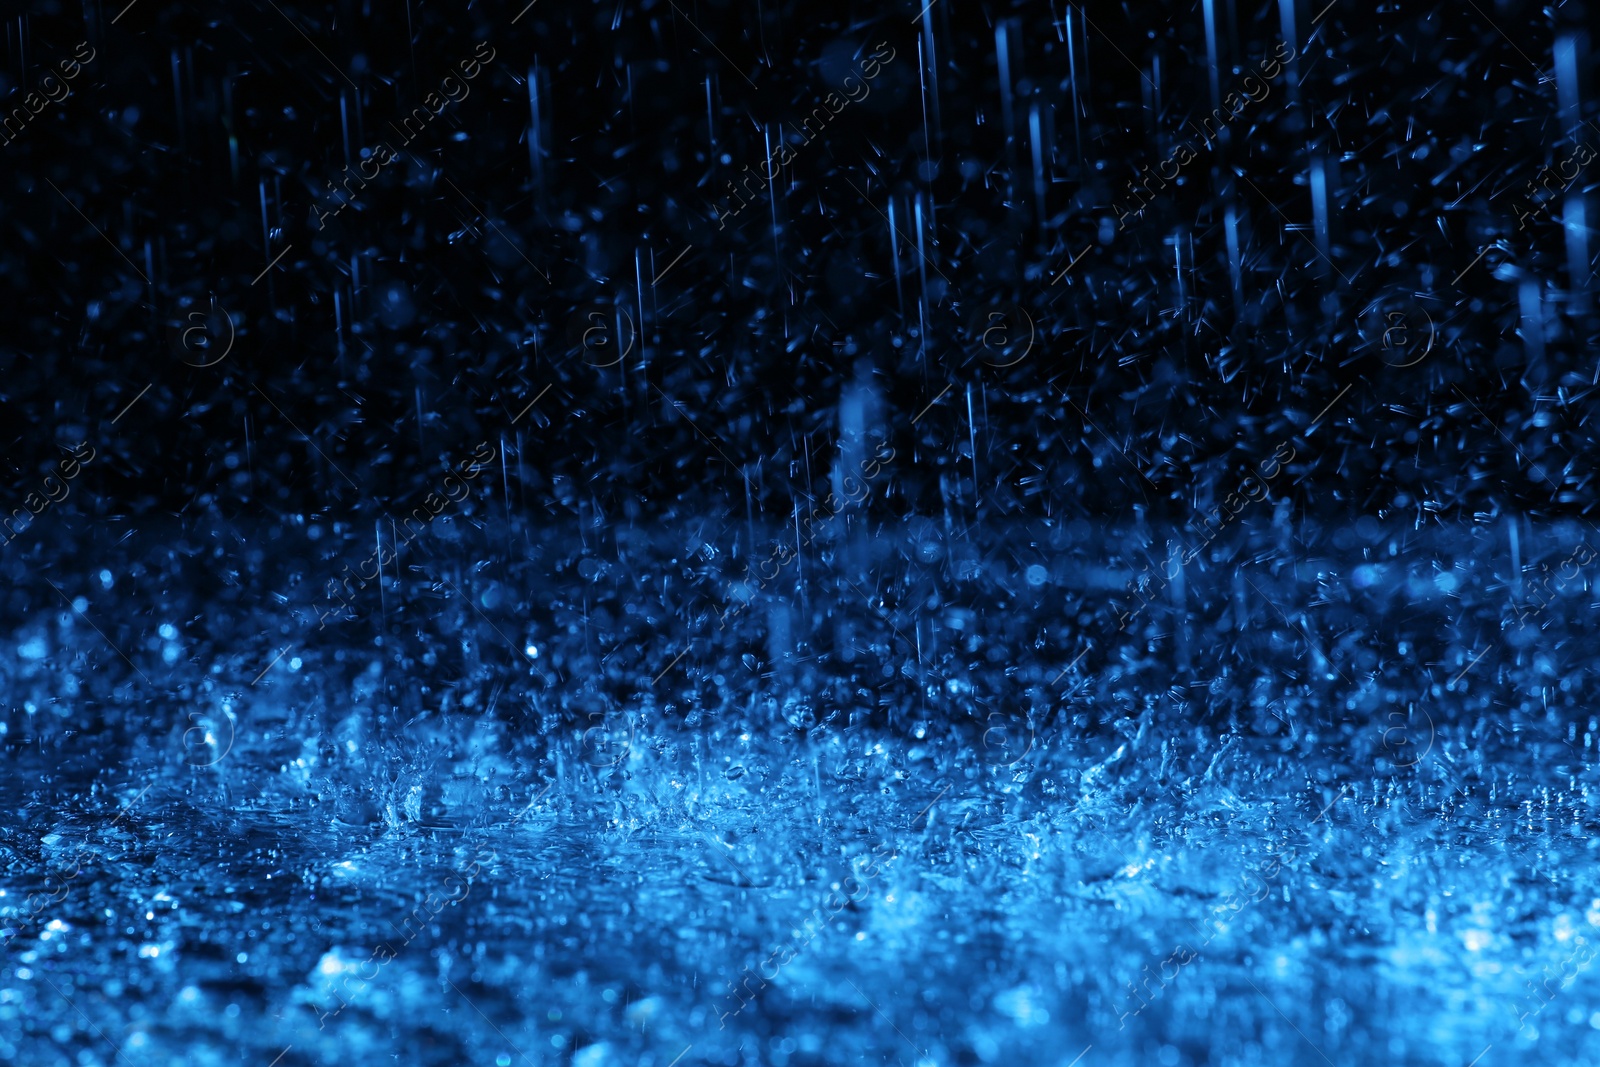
[888,194,905,319]
[1277,0,1300,108]
[528,62,545,194]
[1201,0,1221,110]
[1557,31,1591,314]
[765,123,779,262]
[921,14,942,155]
[1065,6,1083,165]
[339,92,353,166]
[1029,102,1047,230]
[996,18,1018,184]
[705,74,715,152]
[1224,203,1244,315]
[914,192,932,305]
[1310,155,1331,266]
[259,180,271,254]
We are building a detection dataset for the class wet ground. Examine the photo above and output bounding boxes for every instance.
[4,510,1600,1066]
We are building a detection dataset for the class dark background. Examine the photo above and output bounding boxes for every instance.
[2,0,1594,528]
[0,0,1596,743]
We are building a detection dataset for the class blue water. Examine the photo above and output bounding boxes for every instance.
[3,514,1598,1066]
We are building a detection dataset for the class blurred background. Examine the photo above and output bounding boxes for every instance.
[1,0,1594,736]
